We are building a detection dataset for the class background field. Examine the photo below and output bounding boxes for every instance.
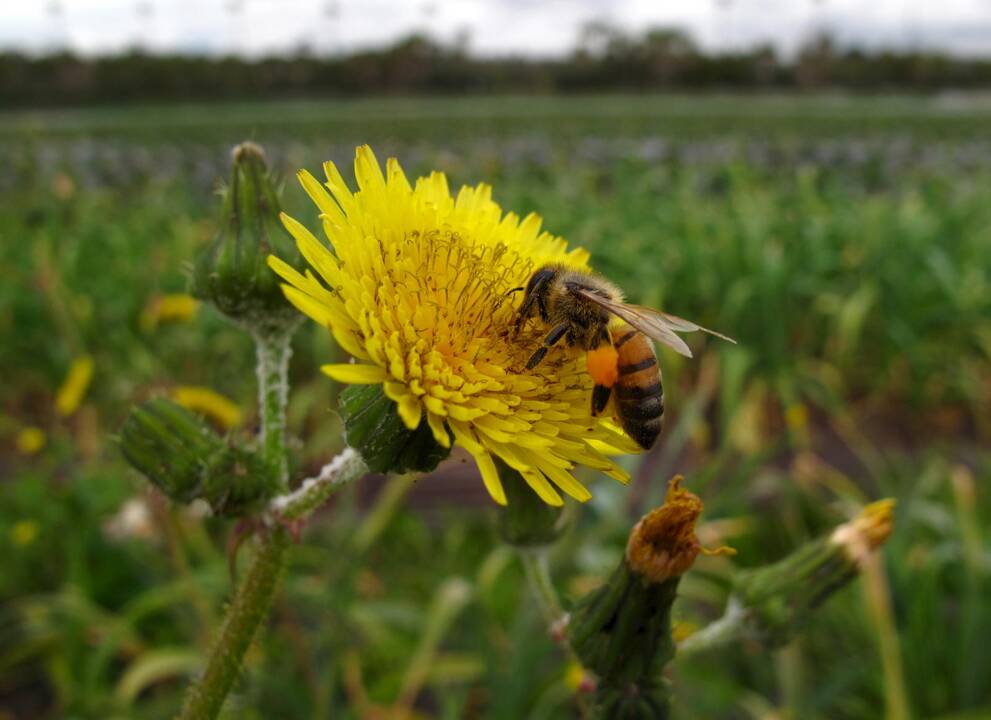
[1,95,990,719]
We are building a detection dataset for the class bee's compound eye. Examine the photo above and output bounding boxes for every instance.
[526,267,556,294]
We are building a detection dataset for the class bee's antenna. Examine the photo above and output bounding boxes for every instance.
[505,287,525,297]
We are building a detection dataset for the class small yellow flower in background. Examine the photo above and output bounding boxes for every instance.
[563,661,586,692]
[172,386,242,429]
[785,402,809,431]
[10,520,40,547]
[16,427,46,455]
[671,620,700,643]
[55,355,94,418]
[140,293,200,331]
[269,145,640,506]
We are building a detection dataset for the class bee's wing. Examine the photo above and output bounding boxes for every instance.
[651,311,737,344]
[574,289,735,358]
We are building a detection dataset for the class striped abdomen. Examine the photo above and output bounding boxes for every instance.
[612,324,664,449]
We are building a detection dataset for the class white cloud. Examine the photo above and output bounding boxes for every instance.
[1,0,990,57]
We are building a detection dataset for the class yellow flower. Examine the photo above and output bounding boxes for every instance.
[55,355,94,417]
[10,520,39,547]
[563,661,587,692]
[172,386,243,430]
[16,426,46,455]
[269,145,640,506]
[140,293,200,331]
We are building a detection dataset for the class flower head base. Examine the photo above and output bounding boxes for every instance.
[269,146,641,505]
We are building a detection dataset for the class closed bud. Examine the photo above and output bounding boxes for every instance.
[120,398,279,517]
[339,384,451,474]
[192,141,303,335]
[733,499,896,648]
[568,477,723,716]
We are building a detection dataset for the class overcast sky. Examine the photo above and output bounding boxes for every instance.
[3,1,991,58]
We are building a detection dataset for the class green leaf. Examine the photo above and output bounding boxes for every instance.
[115,647,202,705]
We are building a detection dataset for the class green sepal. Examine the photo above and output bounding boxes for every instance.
[593,681,671,720]
[339,384,450,474]
[732,536,859,648]
[497,463,566,547]
[120,398,279,517]
[191,141,303,335]
[568,558,678,692]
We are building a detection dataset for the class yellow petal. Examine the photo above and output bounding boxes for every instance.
[297,169,343,221]
[172,386,242,429]
[426,412,451,448]
[55,355,94,418]
[520,468,563,506]
[396,394,422,430]
[321,364,387,384]
[469,448,507,506]
[355,145,385,193]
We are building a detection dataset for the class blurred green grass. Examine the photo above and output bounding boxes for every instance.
[1,95,989,719]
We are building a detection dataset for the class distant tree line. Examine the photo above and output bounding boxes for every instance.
[3,24,991,107]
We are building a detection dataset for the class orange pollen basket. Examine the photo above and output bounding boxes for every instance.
[587,344,619,387]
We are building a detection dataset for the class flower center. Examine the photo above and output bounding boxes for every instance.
[385,229,537,361]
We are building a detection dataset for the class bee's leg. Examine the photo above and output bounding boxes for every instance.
[591,384,612,416]
[526,322,570,370]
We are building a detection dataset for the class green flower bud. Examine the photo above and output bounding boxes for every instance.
[497,463,566,547]
[733,499,895,648]
[192,141,303,335]
[120,398,279,516]
[569,560,679,687]
[568,478,728,717]
[594,682,672,720]
[339,384,450,474]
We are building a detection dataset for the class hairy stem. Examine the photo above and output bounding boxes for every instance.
[518,549,592,719]
[177,449,367,720]
[270,447,368,520]
[177,313,367,720]
[179,527,290,720]
[253,329,292,489]
[676,598,747,657]
[519,548,566,626]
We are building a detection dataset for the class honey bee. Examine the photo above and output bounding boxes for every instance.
[514,264,734,449]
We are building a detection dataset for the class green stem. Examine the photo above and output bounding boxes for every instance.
[179,527,290,720]
[676,598,747,657]
[270,447,368,520]
[253,329,292,489]
[519,548,566,627]
[176,449,367,720]
[518,549,593,720]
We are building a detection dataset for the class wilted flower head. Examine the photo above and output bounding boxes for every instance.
[627,476,704,583]
[269,146,640,505]
[830,498,896,568]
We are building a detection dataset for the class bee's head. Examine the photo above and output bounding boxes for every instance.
[522,266,558,302]
[511,265,560,333]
